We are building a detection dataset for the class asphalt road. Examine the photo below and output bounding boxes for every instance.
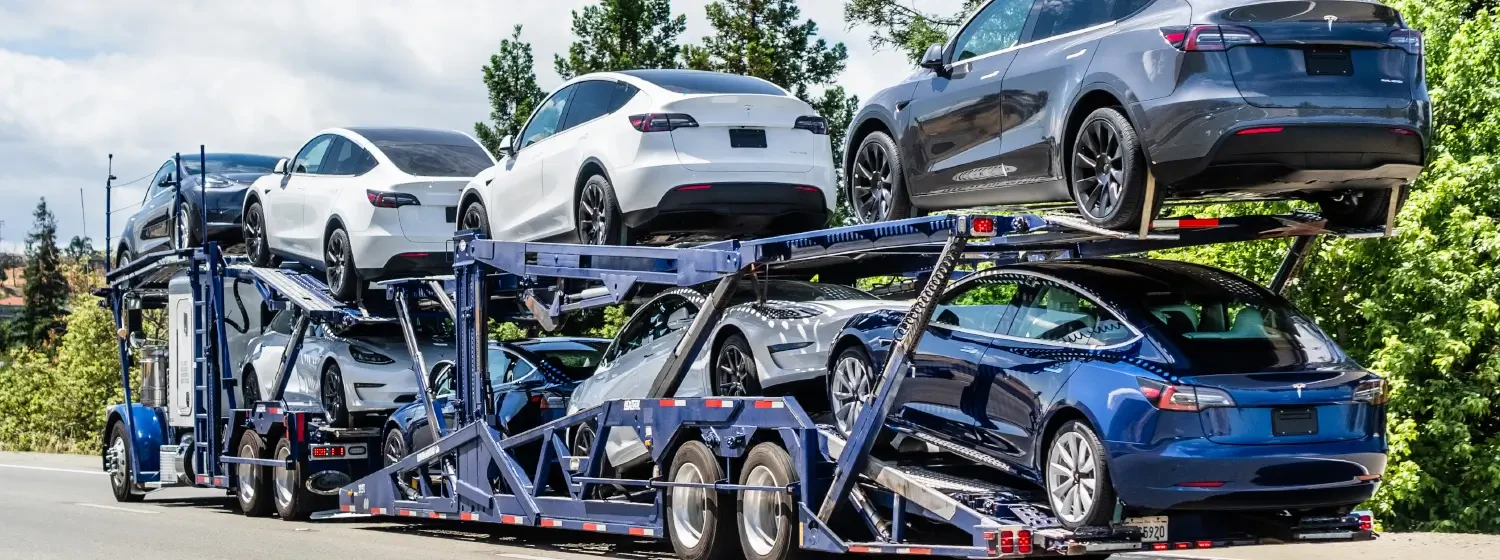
[2,451,1495,560]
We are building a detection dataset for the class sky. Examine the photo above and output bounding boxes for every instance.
[0,0,966,255]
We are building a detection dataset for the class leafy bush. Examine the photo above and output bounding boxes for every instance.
[0,294,121,453]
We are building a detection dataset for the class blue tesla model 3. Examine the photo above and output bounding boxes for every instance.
[828,258,1387,528]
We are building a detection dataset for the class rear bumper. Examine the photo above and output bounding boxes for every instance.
[356,250,452,281]
[622,182,830,236]
[1108,435,1386,512]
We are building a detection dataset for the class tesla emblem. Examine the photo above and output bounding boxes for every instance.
[1324,15,1338,31]
[1293,383,1307,398]
[744,105,753,111]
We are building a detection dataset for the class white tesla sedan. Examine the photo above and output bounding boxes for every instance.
[458,69,837,245]
[244,127,493,300]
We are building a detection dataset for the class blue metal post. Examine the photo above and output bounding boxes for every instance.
[173,153,182,249]
[199,147,207,246]
[105,154,115,272]
[112,292,138,481]
[210,245,236,411]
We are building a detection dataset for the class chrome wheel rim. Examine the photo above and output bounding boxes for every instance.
[716,344,755,397]
[578,184,609,245]
[273,444,294,510]
[325,233,348,292]
[742,465,783,556]
[1047,431,1098,525]
[238,441,259,504]
[831,355,873,435]
[322,368,344,418]
[108,436,128,487]
[244,207,262,258]
[1072,119,1125,220]
[851,141,894,223]
[669,462,708,548]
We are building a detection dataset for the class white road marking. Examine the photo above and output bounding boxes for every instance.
[76,502,160,515]
[0,463,106,475]
[496,554,559,560]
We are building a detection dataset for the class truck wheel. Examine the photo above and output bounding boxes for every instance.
[107,421,144,502]
[666,440,737,560]
[236,431,274,517]
[1045,420,1116,529]
[271,437,314,521]
[737,443,800,560]
[321,362,351,428]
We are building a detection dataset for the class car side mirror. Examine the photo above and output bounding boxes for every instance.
[273,158,289,175]
[919,43,947,73]
[497,135,515,158]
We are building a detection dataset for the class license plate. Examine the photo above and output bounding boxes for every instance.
[729,128,767,148]
[1305,48,1353,76]
[1124,516,1168,543]
[1273,406,1318,436]
[444,206,457,223]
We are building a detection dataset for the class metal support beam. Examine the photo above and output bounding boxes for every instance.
[1270,235,1321,295]
[394,287,443,443]
[271,313,310,402]
[647,272,744,398]
[817,235,969,522]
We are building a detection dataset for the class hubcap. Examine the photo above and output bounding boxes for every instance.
[851,141,894,223]
[238,442,259,504]
[273,444,294,509]
[326,234,346,292]
[108,436,128,487]
[1047,432,1099,525]
[578,184,610,245]
[716,345,755,397]
[742,465,783,556]
[1072,120,1125,220]
[831,355,873,435]
[669,462,708,548]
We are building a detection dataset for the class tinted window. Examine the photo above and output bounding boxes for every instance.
[373,141,489,177]
[609,82,640,112]
[1223,1,1398,24]
[606,296,699,361]
[266,309,295,335]
[561,80,622,131]
[532,348,604,381]
[317,138,376,176]
[1030,0,1114,41]
[952,0,1032,60]
[293,135,336,174]
[619,70,787,96]
[1010,284,1133,346]
[181,154,280,176]
[147,162,176,197]
[934,277,1019,332]
[487,348,514,389]
[519,85,576,149]
[1136,274,1342,374]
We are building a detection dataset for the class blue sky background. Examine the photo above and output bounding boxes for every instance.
[0,0,963,254]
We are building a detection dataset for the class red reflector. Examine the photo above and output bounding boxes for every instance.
[1153,543,1169,551]
[1177,481,1225,488]
[312,447,328,457]
[1017,530,1032,554]
[1356,474,1381,481]
[402,252,429,258]
[676,184,711,191]
[794,185,820,192]
[1175,218,1219,228]
[1163,31,1186,44]
[999,530,1014,554]
[971,217,996,234]
[1176,542,1190,549]
[1197,541,1213,548]
[1390,128,1417,136]
[1236,127,1284,135]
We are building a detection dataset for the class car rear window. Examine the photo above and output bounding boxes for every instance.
[621,70,788,96]
[532,348,605,382]
[1222,1,1400,24]
[1138,286,1342,374]
[373,141,493,178]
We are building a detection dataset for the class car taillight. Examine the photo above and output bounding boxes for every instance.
[1165,25,1263,51]
[629,113,698,132]
[1389,29,1423,55]
[1353,378,1388,405]
[1138,378,1235,411]
[794,115,828,135]
[367,190,420,208]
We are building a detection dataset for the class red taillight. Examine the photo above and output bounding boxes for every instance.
[1160,27,1188,47]
[1359,514,1373,531]
[1389,29,1423,55]
[1177,481,1225,488]
[1197,541,1213,548]
[401,253,429,258]
[1016,530,1032,554]
[794,115,829,135]
[1236,127,1284,135]
[311,446,346,458]
[999,530,1014,554]
[1180,24,1263,52]
[367,190,421,208]
[970,216,996,236]
[794,185,820,192]
[1390,128,1417,136]
[1138,378,1236,411]
[676,184,711,191]
[629,113,699,132]
[1152,543,1169,551]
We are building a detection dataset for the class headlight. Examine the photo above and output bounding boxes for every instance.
[348,345,395,365]
[205,177,237,188]
[1353,378,1388,405]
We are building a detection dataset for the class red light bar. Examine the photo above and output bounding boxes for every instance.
[1197,540,1213,548]
[311,446,346,458]
[794,185,820,192]
[1152,218,1220,229]
[1177,481,1225,488]
[676,184,711,191]
[1175,542,1190,549]
[1236,127,1284,135]
[1152,543,1169,551]
[970,216,996,236]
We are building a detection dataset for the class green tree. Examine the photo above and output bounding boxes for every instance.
[555,0,687,79]
[843,0,984,62]
[474,25,546,156]
[11,200,69,347]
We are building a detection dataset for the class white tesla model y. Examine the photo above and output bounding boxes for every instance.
[458,69,837,245]
[244,127,493,300]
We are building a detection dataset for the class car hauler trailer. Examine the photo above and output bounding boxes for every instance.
[340,211,1385,559]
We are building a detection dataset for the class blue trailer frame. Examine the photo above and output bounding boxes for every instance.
[339,211,1385,558]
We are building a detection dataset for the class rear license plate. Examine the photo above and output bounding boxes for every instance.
[444,206,457,223]
[1273,406,1319,436]
[1123,516,1168,542]
[1305,48,1353,76]
[729,128,767,148]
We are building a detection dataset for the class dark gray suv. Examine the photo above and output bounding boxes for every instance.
[845,0,1430,229]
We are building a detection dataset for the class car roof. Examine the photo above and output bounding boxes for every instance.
[994,258,1276,302]
[343,127,477,146]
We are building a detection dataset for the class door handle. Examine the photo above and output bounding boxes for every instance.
[980,70,1000,80]
[960,346,982,355]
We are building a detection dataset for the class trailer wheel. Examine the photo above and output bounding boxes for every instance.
[107,421,143,503]
[236,431,274,517]
[271,437,314,521]
[666,440,737,560]
[737,442,800,560]
[1045,420,1116,529]
[321,362,351,428]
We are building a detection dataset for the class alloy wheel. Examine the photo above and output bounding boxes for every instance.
[831,355,874,435]
[851,141,894,223]
[177,210,190,248]
[577,183,610,245]
[244,208,262,257]
[669,462,709,549]
[384,431,406,468]
[325,234,347,293]
[1046,431,1099,525]
[1072,119,1126,221]
[715,345,754,397]
[461,205,484,232]
[322,369,344,418]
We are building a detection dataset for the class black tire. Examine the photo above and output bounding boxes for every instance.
[244,201,272,267]
[321,362,351,428]
[242,366,262,405]
[324,227,359,301]
[848,131,915,224]
[828,345,876,436]
[175,203,200,249]
[115,247,133,270]
[1318,187,1405,228]
[714,334,762,397]
[460,199,491,238]
[107,421,144,502]
[1069,107,1159,230]
[270,437,314,521]
[383,428,408,468]
[737,443,801,560]
[236,431,274,517]
[666,440,738,560]
[577,174,627,245]
[1044,420,1117,529]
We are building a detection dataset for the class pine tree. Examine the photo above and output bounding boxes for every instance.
[685,0,849,101]
[474,25,546,156]
[843,0,985,62]
[12,200,70,346]
[555,0,687,79]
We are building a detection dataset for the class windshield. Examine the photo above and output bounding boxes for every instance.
[182,154,279,175]
[1139,289,1342,374]
[334,314,452,342]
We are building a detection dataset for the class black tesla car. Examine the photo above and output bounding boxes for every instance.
[115,153,279,266]
[845,0,1430,229]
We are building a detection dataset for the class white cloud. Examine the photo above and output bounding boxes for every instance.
[0,0,962,253]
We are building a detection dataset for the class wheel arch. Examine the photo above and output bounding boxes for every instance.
[1035,404,1104,467]
[321,215,346,253]
[1063,88,1131,176]
[574,158,611,210]
[457,187,487,228]
[844,116,897,179]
